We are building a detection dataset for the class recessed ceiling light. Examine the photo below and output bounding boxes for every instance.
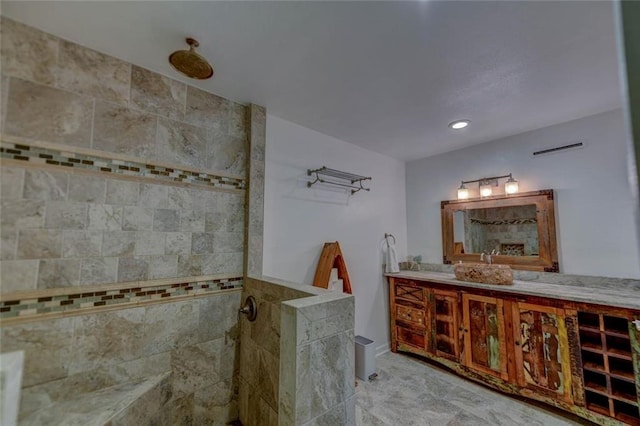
[449,119,470,130]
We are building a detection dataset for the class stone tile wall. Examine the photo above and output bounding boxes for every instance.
[0,16,253,424]
[1,18,247,172]
[280,288,355,425]
[245,105,266,277]
[1,166,244,293]
[237,276,355,426]
[1,290,241,424]
[238,276,310,425]
[0,17,248,294]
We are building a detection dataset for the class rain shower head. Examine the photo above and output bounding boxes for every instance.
[168,38,213,80]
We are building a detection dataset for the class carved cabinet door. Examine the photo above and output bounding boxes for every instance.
[461,294,509,380]
[512,302,573,403]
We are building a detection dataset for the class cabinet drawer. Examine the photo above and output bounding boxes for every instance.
[394,282,425,305]
[396,305,426,327]
[396,326,426,349]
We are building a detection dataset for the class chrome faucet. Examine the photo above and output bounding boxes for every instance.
[481,250,501,264]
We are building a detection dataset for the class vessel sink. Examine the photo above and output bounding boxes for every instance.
[453,263,514,285]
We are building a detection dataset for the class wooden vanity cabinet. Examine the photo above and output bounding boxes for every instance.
[461,294,508,380]
[388,276,640,425]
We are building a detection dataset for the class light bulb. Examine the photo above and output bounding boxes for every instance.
[457,186,469,200]
[505,177,519,195]
[449,120,470,130]
[480,184,493,197]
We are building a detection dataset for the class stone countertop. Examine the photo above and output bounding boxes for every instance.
[385,270,640,311]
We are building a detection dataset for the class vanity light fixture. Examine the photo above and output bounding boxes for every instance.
[448,119,470,130]
[456,173,519,199]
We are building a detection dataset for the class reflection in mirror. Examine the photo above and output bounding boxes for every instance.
[442,189,559,272]
[453,205,539,255]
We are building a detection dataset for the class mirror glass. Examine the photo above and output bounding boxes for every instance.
[452,205,539,256]
[442,189,558,272]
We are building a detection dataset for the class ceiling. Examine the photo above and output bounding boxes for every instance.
[2,1,623,161]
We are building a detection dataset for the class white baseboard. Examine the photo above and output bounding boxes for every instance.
[376,342,390,357]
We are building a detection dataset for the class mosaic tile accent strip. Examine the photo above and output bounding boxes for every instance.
[469,217,537,225]
[0,142,246,191]
[0,276,243,320]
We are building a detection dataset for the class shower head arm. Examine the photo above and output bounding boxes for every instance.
[186,37,199,50]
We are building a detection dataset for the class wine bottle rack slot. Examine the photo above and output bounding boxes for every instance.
[580,312,600,328]
[604,316,631,334]
[580,328,604,351]
[577,311,640,424]
[585,390,610,416]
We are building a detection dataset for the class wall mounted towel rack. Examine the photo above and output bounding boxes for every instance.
[307,167,371,194]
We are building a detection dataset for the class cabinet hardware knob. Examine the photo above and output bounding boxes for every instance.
[458,327,464,331]
[515,341,520,346]
[464,329,468,333]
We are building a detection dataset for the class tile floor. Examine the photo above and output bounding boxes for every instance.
[355,352,586,426]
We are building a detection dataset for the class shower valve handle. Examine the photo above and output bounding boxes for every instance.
[238,296,258,322]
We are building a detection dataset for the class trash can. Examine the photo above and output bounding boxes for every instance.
[355,335,377,381]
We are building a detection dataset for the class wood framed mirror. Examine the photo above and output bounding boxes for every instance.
[441,189,559,272]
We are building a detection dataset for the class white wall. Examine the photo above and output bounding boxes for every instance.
[406,109,640,279]
[263,115,407,353]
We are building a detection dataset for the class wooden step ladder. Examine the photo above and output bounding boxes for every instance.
[312,242,353,294]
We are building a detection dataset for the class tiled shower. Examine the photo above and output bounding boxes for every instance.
[0,17,354,425]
